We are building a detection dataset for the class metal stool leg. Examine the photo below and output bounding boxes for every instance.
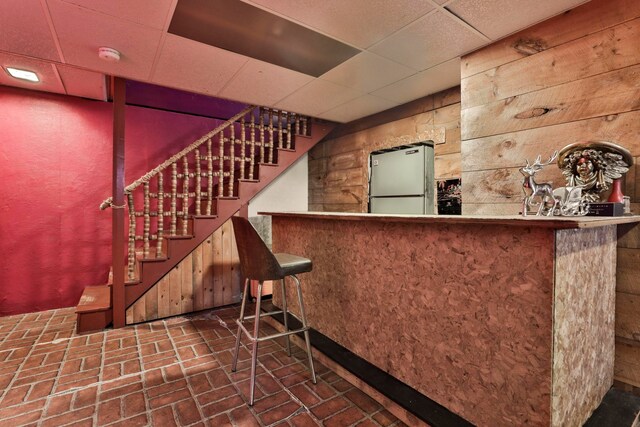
[232,278,249,372]
[248,281,263,405]
[292,275,316,384]
[280,278,291,356]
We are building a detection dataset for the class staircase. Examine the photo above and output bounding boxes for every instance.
[76,105,334,333]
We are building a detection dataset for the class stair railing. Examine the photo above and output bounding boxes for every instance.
[100,105,310,280]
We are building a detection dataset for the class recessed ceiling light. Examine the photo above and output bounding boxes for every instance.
[6,67,39,82]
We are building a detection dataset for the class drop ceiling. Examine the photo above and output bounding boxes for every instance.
[0,0,590,123]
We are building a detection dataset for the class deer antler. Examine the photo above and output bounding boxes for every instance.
[531,151,559,169]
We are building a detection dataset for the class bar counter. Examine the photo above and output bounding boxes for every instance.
[261,211,640,427]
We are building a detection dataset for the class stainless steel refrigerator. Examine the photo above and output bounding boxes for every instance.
[368,142,434,214]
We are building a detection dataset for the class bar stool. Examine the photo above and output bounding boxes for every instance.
[230,216,316,405]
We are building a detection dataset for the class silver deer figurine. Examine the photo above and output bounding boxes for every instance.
[519,151,558,216]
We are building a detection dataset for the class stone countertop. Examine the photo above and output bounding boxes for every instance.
[259,211,640,229]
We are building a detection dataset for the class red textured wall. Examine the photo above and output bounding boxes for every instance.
[0,86,223,316]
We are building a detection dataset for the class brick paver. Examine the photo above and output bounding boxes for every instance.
[0,304,407,426]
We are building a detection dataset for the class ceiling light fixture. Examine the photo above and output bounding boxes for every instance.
[98,47,121,62]
[6,67,39,82]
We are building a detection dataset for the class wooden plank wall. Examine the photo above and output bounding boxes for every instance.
[308,87,461,213]
[459,0,640,391]
[126,218,242,324]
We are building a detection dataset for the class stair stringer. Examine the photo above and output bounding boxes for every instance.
[123,121,335,310]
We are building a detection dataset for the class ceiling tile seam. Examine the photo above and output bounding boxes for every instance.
[214,57,253,98]
[315,94,390,117]
[50,63,67,94]
[363,51,424,74]
[442,6,491,41]
[241,0,364,51]
[315,73,393,95]
[57,0,169,30]
[358,51,421,73]
[364,8,441,54]
[147,33,170,82]
[318,50,420,79]
[365,57,460,98]
[270,79,317,110]
[147,0,179,81]
[314,70,418,103]
[270,76,369,113]
[41,0,66,63]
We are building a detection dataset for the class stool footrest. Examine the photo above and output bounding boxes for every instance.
[236,319,309,343]
[242,310,283,321]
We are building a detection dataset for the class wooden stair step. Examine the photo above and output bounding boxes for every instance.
[76,286,111,313]
[76,285,113,333]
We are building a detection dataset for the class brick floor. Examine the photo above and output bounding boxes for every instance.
[0,305,407,426]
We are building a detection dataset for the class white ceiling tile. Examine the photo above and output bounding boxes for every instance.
[219,59,313,107]
[320,52,415,93]
[0,0,61,62]
[0,53,65,94]
[249,0,435,49]
[47,0,163,81]
[275,79,361,116]
[372,58,461,104]
[446,0,589,40]
[57,0,175,29]
[318,95,399,123]
[152,35,249,96]
[369,10,486,71]
[56,64,106,100]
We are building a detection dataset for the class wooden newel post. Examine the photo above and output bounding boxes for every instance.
[112,77,126,328]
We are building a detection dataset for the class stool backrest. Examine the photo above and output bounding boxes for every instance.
[231,216,283,281]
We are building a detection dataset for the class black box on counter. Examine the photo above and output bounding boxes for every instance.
[586,202,624,216]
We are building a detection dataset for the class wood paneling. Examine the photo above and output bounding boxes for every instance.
[435,128,461,156]
[616,294,640,341]
[462,64,640,140]
[618,224,640,249]
[309,87,461,213]
[460,0,640,391]
[461,0,640,79]
[617,248,640,295]
[126,218,241,323]
[463,167,564,204]
[462,17,640,109]
[462,110,640,172]
[615,339,640,388]
[327,150,364,172]
[324,168,365,189]
[434,154,461,180]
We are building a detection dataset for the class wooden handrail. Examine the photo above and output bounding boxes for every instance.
[98,103,311,280]
[100,105,256,209]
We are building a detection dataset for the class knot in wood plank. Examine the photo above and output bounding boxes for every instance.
[515,107,555,119]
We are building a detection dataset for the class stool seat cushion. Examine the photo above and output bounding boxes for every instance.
[274,253,312,276]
